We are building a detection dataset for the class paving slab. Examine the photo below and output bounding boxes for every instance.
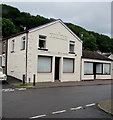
[10,79,113,89]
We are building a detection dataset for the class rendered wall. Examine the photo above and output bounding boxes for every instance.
[7,33,26,81]
[27,21,82,82]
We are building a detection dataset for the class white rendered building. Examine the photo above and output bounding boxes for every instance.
[6,19,83,83]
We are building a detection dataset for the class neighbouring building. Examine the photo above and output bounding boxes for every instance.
[0,37,6,73]
[82,50,113,80]
[0,37,5,73]
[103,53,113,79]
[0,38,2,67]
[103,53,113,60]
[5,19,83,83]
[0,37,2,55]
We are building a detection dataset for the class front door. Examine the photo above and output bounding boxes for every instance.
[55,57,60,80]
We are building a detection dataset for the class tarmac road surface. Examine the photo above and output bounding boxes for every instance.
[2,84,113,119]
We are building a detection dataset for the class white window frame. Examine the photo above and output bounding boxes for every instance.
[38,35,47,49]
[69,41,75,53]
[38,56,52,73]
[11,39,15,52]
[63,58,74,73]
[96,63,103,74]
[103,63,110,74]
[84,62,93,75]
[21,36,26,50]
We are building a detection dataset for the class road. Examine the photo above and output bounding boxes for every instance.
[2,84,113,119]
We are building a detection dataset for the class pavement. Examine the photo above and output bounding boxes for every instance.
[98,100,113,116]
[9,79,113,89]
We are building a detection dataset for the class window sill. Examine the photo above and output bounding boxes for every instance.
[63,72,74,73]
[84,74,94,75]
[96,74,110,75]
[20,48,25,51]
[69,52,75,54]
[11,51,14,53]
[38,72,52,73]
[84,74,111,75]
[38,48,48,51]
[69,52,77,56]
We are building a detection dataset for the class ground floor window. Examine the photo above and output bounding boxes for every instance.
[63,58,74,73]
[38,56,52,73]
[84,62,93,74]
[103,64,110,74]
[84,62,111,75]
[96,63,103,74]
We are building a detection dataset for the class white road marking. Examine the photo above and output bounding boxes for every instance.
[16,88,26,91]
[29,114,46,119]
[70,106,83,111]
[52,110,66,114]
[2,89,6,91]
[2,88,27,92]
[29,103,96,118]
[85,103,96,107]
[2,88,14,92]
[8,89,15,92]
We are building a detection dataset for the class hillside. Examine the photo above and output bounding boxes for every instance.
[1,4,113,53]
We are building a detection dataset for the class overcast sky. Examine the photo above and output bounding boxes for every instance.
[3,2,111,37]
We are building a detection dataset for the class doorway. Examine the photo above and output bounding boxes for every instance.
[55,57,60,80]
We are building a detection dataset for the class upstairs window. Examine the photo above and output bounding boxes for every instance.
[11,39,15,52]
[2,41,6,54]
[21,36,26,50]
[38,35,47,50]
[69,41,75,53]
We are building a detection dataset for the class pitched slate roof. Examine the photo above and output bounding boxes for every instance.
[82,50,113,61]
[103,53,111,57]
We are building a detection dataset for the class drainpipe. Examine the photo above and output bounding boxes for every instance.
[5,39,8,75]
[80,57,82,81]
[25,31,29,83]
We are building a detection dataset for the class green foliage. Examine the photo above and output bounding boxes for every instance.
[19,83,27,86]
[2,4,54,33]
[2,4,21,19]
[1,4,113,53]
[66,22,113,53]
[1,17,19,37]
[83,34,98,51]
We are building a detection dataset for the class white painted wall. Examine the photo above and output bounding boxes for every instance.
[7,21,82,83]
[27,21,82,82]
[7,33,26,80]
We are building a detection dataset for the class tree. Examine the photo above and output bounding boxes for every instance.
[2,18,19,38]
[1,4,113,53]
[83,34,98,51]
